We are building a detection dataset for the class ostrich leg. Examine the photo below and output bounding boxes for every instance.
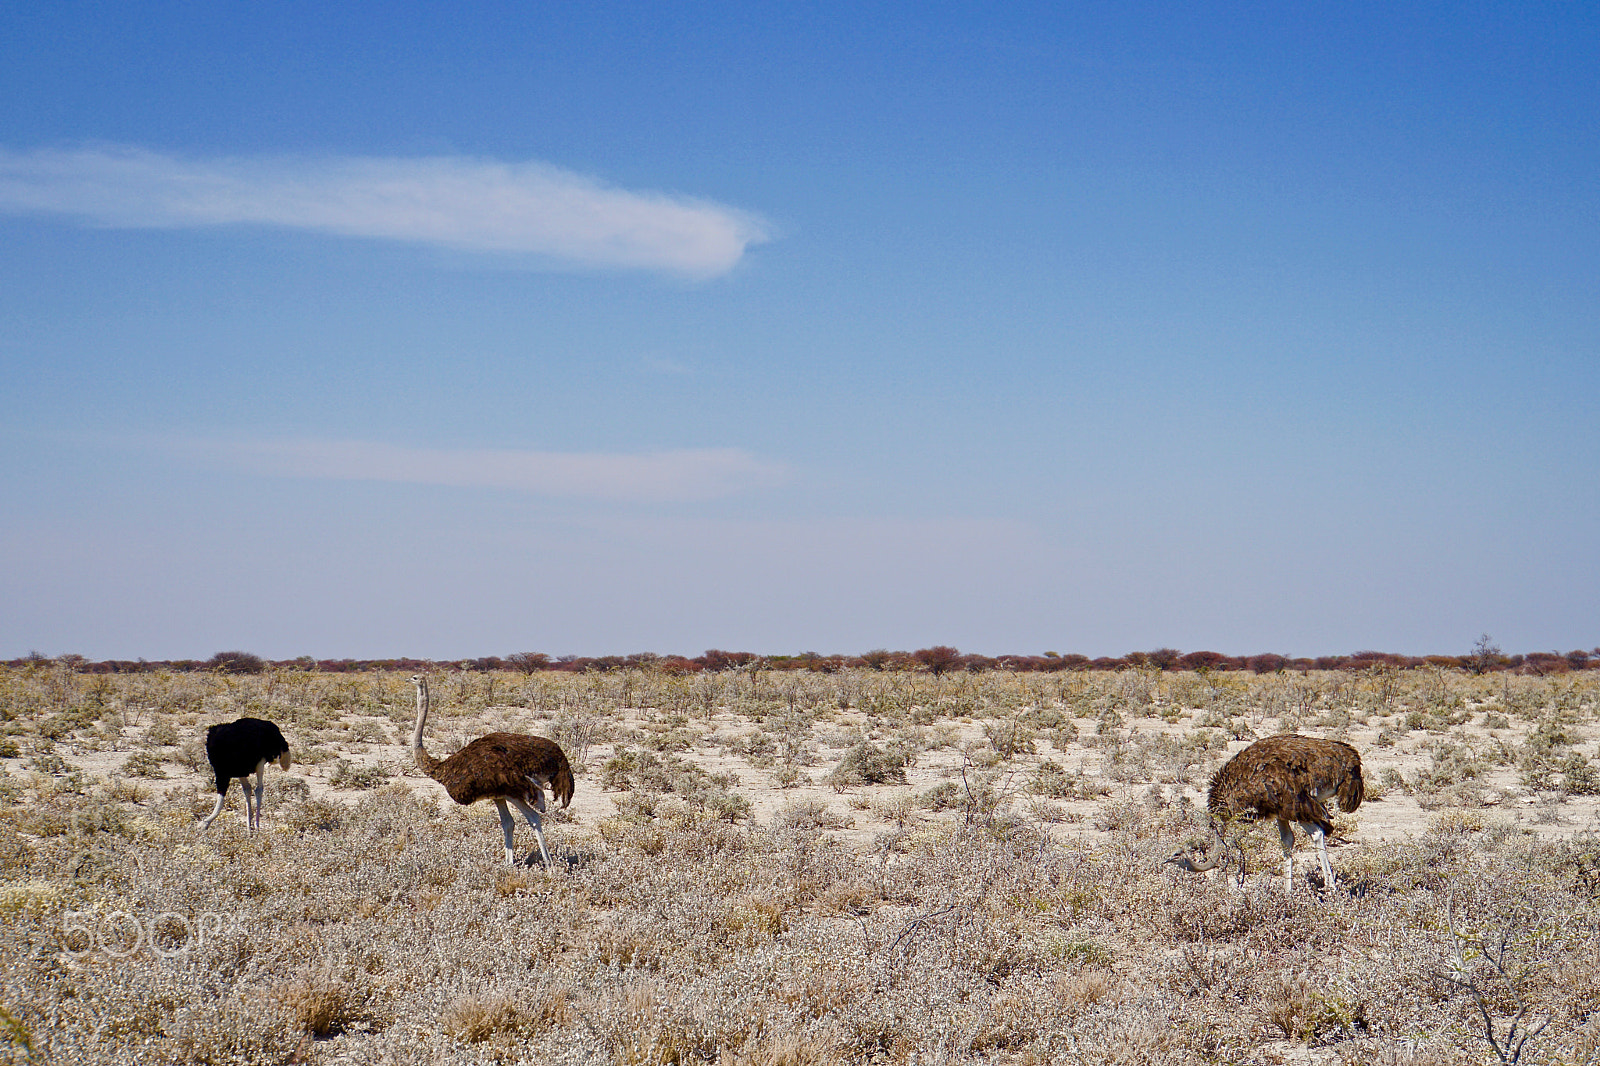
[199,790,228,832]
[250,763,268,829]
[508,796,552,869]
[1305,822,1335,889]
[493,799,518,866]
[1277,819,1296,893]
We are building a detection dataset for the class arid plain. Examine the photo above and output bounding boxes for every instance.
[2,662,1598,1064]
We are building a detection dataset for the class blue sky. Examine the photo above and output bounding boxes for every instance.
[2,2,1595,661]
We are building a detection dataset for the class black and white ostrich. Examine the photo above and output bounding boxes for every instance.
[409,674,574,867]
[198,717,292,831]
[1168,734,1364,892]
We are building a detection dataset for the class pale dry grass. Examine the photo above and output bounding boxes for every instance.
[0,664,1597,1063]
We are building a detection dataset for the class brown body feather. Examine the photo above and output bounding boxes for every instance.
[415,732,574,810]
[1207,734,1364,835]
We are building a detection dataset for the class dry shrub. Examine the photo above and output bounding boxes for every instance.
[120,750,167,778]
[773,965,867,1021]
[968,992,1044,1053]
[1031,759,1109,799]
[142,719,180,746]
[15,796,133,838]
[827,741,912,789]
[600,815,668,855]
[1167,943,1247,999]
[0,822,33,875]
[588,915,670,971]
[167,995,304,1066]
[281,796,345,832]
[721,893,790,938]
[272,966,384,1038]
[920,781,961,810]
[604,985,721,1066]
[867,791,919,826]
[771,799,852,831]
[717,1033,839,1065]
[440,989,570,1044]
[174,738,207,771]
[1054,969,1121,1013]
[816,880,877,916]
[328,759,392,790]
[1164,882,1267,942]
[0,880,60,918]
[1334,1040,1481,1065]
[106,777,152,804]
[834,1017,914,1066]
[1264,970,1367,1044]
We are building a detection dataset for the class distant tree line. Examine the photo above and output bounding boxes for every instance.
[8,641,1597,676]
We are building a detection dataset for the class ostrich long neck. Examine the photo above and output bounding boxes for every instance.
[411,678,440,775]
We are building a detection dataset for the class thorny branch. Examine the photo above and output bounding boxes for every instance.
[1433,892,1551,1064]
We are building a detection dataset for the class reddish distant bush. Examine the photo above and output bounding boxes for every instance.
[1522,653,1570,676]
[994,655,1063,672]
[1147,648,1182,671]
[506,652,551,674]
[698,649,758,671]
[88,660,153,674]
[1350,651,1402,666]
[1179,651,1231,671]
[912,646,964,676]
[555,656,626,672]
[1247,654,1290,674]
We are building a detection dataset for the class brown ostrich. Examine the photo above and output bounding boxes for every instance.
[1168,734,1364,892]
[409,674,574,868]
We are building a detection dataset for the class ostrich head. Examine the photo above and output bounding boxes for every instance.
[1166,824,1229,874]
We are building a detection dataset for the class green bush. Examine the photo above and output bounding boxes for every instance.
[828,741,912,789]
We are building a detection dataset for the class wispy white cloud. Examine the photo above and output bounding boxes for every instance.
[203,437,785,502]
[0,145,768,276]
